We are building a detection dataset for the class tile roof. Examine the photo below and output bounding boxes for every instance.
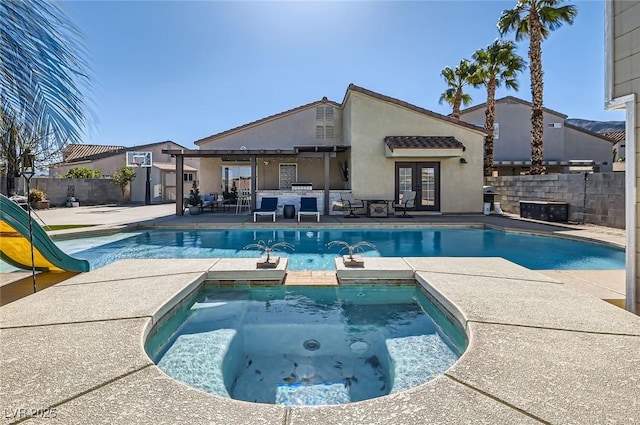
[62,144,124,162]
[458,96,568,119]
[385,136,465,151]
[194,84,489,146]
[601,130,625,143]
[59,141,189,164]
[564,123,616,144]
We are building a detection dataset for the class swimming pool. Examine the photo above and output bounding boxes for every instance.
[2,227,624,272]
[146,284,466,406]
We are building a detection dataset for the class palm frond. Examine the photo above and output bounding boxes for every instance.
[0,0,90,153]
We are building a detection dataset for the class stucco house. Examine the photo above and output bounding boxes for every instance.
[605,0,639,313]
[49,141,199,204]
[458,96,615,175]
[164,84,487,216]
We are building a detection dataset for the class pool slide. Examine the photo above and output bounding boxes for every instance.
[0,194,90,272]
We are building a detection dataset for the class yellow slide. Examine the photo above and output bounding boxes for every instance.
[0,195,90,272]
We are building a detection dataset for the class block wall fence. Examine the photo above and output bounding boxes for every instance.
[1,177,126,207]
[485,172,625,229]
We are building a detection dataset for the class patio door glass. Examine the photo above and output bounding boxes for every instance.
[395,162,440,211]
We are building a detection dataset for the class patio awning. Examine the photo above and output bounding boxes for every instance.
[162,145,349,159]
[384,136,465,158]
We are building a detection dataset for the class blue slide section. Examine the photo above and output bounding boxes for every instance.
[0,194,90,272]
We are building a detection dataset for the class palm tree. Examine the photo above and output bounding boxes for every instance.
[0,0,90,194]
[439,59,479,119]
[498,0,577,175]
[473,40,525,177]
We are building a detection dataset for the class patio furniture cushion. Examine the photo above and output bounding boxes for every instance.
[254,197,278,222]
[393,191,416,217]
[298,197,320,222]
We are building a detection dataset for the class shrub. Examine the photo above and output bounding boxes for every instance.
[28,188,47,202]
[62,167,103,179]
[112,164,136,200]
[188,181,201,206]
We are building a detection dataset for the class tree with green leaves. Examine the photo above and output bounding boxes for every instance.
[498,0,577,175]
[473,40,526,176]
[62,167,103,179]
[439,59,479,119]
[0,0,90,194]
[112,164,136,203]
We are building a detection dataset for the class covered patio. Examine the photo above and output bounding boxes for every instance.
[163,145,350,216]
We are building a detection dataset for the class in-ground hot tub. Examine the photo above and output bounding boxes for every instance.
[146,284,467,406]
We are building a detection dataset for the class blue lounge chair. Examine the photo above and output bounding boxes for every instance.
[254,197,278,222]
[298,197,320,222]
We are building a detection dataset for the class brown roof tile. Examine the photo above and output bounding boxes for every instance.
[385,136,465,151]
[564,123,617,144]
[601,130,625,143]
[62,144,124,162]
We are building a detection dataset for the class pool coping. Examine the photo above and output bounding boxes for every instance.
[1,257,639,424]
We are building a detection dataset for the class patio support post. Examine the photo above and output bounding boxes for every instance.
[176,155,184,216]
[324,152,330,215]
[250,155,257,210]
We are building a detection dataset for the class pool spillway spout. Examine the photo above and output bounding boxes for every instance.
[327,240,376,267]
[243,239,295,269]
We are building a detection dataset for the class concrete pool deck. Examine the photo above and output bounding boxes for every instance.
[1,256,639,424]
[7,203,627,306]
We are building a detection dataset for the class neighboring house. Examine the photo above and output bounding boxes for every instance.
[605,0,639,312]
[49,141,199,204]
[458,96,615,175]
[164,84,487,215]
[602,130,626,161]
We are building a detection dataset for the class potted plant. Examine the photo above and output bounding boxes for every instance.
[28,188,50,209]
[187,181,202,215]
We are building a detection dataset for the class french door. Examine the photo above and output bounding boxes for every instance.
[395,162,440,211]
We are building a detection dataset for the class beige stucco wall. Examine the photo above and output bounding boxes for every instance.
[611,0,640,310]
[197,102,343,150]
[564,127,614,171]
[196,101,348,193]
[345,91,485,213]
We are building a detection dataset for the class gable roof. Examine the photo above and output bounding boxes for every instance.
[458,96,568,119]
[564,123,616,144]
[345,84,489,135]
[58,141,188,164]
[194,84,489,146]
[63,144,123,162]
[195,97,342,146]
[385,136,465,151]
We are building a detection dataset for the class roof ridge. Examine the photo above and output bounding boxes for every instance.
[195,97,341,145]
[346,84,489,135]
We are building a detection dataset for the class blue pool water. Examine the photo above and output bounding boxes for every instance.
[46,227,624,271]
[146,285,466,406]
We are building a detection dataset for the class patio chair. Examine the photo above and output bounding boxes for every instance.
[340,192,365,218]
[254,197,278,222]
[393,191,416,218]
[298,197,320,222]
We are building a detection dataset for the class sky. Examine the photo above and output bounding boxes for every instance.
[63,0,623,150]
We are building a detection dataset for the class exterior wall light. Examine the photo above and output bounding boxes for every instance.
[460,158,468,164]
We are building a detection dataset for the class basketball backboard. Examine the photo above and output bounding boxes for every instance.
[126,151,152,168]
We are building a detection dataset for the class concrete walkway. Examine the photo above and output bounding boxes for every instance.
[1,257,638,424]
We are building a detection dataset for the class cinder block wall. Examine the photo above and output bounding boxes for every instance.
[7,177,125,206]
[485,172,625,228]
